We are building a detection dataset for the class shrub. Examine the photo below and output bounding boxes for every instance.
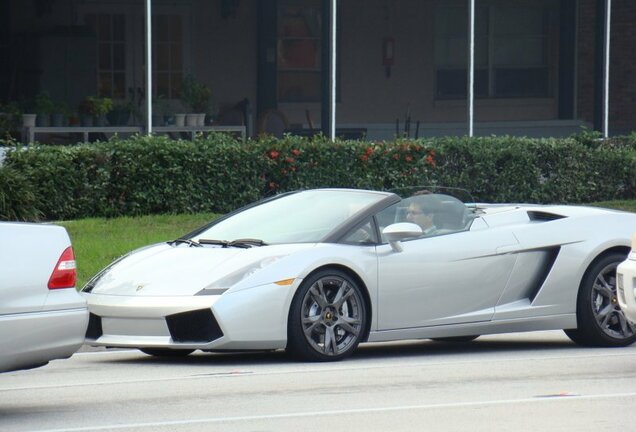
[0,164,42,221]
[1,133,634,221]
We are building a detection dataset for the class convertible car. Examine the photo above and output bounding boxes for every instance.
[82,188,636,361]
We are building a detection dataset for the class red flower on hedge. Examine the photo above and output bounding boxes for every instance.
[291,149,301,156]
[405,155,413,162]
[285,157,295,164]
[365,147,374,156]
[426,154,436,167]
[269,181,278,189]
[269,150,280,159]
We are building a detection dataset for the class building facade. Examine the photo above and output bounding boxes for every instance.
[1,0,634,140]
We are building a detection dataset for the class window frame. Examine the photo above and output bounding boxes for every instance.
[433,0,556,101]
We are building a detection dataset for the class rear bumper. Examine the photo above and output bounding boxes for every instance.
[0,307,88,372]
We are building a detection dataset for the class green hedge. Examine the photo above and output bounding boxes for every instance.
[1,133,635,221]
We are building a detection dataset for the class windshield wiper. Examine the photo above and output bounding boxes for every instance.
[169,238,201,247]
[198,238,268,248]
[230,238,268,247]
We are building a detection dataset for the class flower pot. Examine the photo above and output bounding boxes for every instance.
[185,113,198,127]
[174,113,186,127]
[107,110,131,126]
[94,115,107,127]
[36,113,51,127]
[80,114,93,127]
[22,114,37,127]
[51,113,67,127]
[152,114,165,126]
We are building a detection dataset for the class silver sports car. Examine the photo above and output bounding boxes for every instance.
[82,188,636,361]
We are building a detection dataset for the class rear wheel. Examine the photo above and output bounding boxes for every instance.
[431,336,479,343]
[140,348,195,357]
[564,252,636,347]
[287,269,367,362]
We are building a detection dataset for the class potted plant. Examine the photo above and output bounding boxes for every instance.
[79,96,113,126]
[0,101,22,140]
[107,101,135,126]
[180,75,212,126]
[152,94,168,126]
[34,92,55,127]
[51,101,70,127]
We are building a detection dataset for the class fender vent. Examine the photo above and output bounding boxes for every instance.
[529,247,561,302]
[166,309,223,343]
[527,211,566,222]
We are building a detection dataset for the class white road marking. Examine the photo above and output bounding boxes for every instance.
[31,391,636,432]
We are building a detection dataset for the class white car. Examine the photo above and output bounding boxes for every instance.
[82,188,636,362]
[0,222,88,372]
[618,234,636,323]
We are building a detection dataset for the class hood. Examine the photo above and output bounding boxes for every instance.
[89,242,315,296]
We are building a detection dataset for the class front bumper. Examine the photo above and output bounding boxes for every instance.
[617,254,636,323]
[82,282,296,351]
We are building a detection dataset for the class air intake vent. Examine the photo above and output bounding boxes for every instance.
[85,313,103,340]
[527,211,566,222]
[166,309,223,343]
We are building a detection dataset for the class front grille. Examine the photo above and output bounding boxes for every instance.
[165,309,223,343]
[85,313,103,339]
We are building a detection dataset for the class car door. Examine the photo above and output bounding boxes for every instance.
[376,225,519,330]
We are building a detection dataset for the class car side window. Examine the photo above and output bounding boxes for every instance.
[341,219,378,245]
[375,194,474,243]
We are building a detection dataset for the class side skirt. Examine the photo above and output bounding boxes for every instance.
[366,314,576,343]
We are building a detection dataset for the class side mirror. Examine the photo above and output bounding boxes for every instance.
[382,223,422,252]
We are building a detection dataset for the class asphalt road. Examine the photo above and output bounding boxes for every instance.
[2,331,636,432]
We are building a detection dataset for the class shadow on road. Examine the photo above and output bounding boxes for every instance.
[89,333,580,367]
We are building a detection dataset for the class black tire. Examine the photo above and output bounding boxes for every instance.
[287,269,367,362]
[140,348,195,357]
[564,252,636,347]
[431,336,480,343]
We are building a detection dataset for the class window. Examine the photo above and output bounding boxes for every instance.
[342,220,378,245]
[153,14,183,99]
[277,0,322,102]
[85,13,126,98]
[434,0,554,99]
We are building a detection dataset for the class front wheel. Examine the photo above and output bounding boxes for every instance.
[565,252,636,347]
[287,269,367,362]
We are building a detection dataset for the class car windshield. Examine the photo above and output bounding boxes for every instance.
[192,190,388,244]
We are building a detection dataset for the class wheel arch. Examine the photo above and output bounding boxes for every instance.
[564,245,635,346]
[578,246,630,291]
[573,246,630,326]
[292,264,373,343]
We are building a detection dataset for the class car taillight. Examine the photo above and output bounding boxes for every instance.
[48,246,77,289]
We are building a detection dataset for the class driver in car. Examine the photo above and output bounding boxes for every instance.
[405,192,443,236]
